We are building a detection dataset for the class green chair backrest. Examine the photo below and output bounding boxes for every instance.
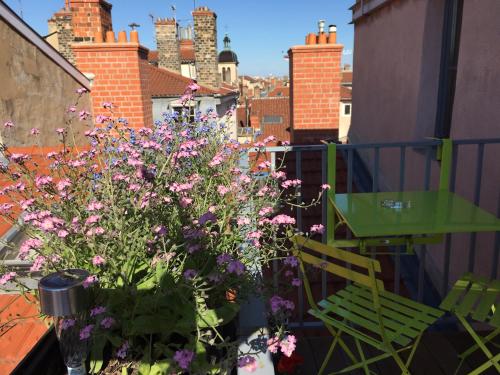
[292,235,385,309]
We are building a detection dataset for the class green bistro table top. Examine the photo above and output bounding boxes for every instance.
[332,191,500,238]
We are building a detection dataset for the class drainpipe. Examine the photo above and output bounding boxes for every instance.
[434,0,464,138]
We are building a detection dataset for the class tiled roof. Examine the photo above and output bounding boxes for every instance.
[149,66,237,97]
[238,97,290,144]
[268,86,290,97]
[340,86,352,101]
[342,70,353,85]
[148,50,159,65]
[0,294,49,374]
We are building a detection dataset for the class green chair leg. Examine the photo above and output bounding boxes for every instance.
[354,337,371,375]
[318,330,342,375]
[456,314,500,374]
[458,328,500,361]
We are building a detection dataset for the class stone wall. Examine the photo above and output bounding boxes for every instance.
[193,7,219,88]
[155,18,181,72]
[0,18,90,147]
[50,11,75,64]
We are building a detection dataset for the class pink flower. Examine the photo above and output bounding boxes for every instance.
[102,102,113,109]
[19,199,35,210]
[92,255,106,266]
[30,128,40,135]
[57,229,69,238]
[188,82,200,92]
[0,272,16,285]
[271,215,296,225]
[238,356,257,372]
[35,175,53,188]
[56,128,66,134]
[10,153,29,163]
[237,217,251,226]
[30,255,46,272]
[0,203,14,214]
[267,336,280,354]
[85,215,100,225]
[83,275,98,288]
[174,349,195,370]
[179,197,193,208]
[56,179,71,191]
[79,324,94,340]
[258,206,273,217]
[280,335,297,357]
[68,106,76,113]
[90,306,106,316]
[209,153,224,167]
[76,87,87,94]
[281,179,301,189]
[4,121,14,128]
[100,317,115,329]
[310,224,325,234]
[87,201,104,211]
[321,184,331,190]
[19,238,42,260]
[79,110,90,121]
[217,185,229,196]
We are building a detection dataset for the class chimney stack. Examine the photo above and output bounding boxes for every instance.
[155,18,181,72]
[192,6,219,88]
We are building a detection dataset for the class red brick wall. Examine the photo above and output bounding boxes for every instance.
[70,0,112,41]
[289,44,343,144]
[72,33,152,128]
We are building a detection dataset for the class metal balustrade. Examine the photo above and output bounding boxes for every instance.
[250,138,500,327]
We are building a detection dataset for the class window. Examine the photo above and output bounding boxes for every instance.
[344,104,351,116]
[172,106,196,122]
[262,115,283,124]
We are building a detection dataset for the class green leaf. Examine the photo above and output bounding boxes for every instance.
[89,337,107,374]
[150,361,171,375]
[121,367,128,375]
[125,314,174,335]
[138,362,151,375]
[196,303,240,328]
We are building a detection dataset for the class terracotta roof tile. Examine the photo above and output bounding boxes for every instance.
[268,86,290,97]
[340,86,352,101]
[0,294,49,374]
[148,66,237,98]
[342,71,353,84]
[238,97,290,144]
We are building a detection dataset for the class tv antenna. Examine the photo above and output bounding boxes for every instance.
[149,13,155,24]
[171,5,176,20]
[128,23,140,31]
[18,0,24,19]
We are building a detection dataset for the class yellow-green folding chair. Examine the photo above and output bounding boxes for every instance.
[440,273,500,375]
[292,235,444,374]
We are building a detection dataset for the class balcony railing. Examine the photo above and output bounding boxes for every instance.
[252,138,500,327]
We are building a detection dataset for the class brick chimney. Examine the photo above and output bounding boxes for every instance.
[48,0,113,63]
[155,18,181,72]
[72,30,153,128]
[192,6,219,88]
[289,23,343,144]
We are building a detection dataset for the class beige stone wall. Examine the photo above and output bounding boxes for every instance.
[0,19,91,147]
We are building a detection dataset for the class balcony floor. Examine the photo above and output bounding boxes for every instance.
[295,329,499,374]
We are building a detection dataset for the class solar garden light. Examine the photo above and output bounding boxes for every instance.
[38,269,91,375]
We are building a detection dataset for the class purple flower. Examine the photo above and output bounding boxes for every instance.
[174,349,195,370]
[183,269,197,280]
[153,225,167,236]
[238,356,257,372]
[60,318,76,330]
[100,317,115,329]
[269,295,295,314]
[284,256,298,268]
[90,306,106,317]
[116,341,129,359]
[228,260,245,276]
[198,211,217,225]
[79,324,94,340]
[292,278,302,287]
[217,253,232,265]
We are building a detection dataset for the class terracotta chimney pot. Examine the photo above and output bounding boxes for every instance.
[318,32,328,44]
[130,30,139,43]
[306,33,317,45]
[328,25,337,44]
[118,30,127,43]
[105,30,115,43]
[94,31,103,43]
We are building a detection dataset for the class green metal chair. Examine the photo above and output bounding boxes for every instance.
[292,235,444,374]
[439,273,500,374]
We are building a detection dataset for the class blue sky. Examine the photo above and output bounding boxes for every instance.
[4,0,354,76]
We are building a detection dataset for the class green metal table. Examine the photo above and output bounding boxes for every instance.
[325,139,500,253]
[329,190,500,253]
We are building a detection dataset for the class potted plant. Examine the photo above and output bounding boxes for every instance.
[0,84,315,374]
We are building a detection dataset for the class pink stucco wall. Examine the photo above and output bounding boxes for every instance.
[350,0,500,292]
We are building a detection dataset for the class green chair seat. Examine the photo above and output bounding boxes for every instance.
[440,273,500,375]
[310,283,443,349]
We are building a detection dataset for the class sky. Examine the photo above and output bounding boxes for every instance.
[4,0,354,77]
